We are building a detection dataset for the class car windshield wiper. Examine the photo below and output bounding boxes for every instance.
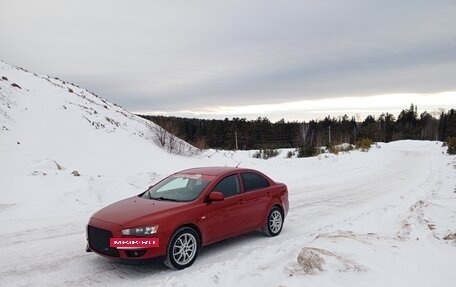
[150,196,180,202]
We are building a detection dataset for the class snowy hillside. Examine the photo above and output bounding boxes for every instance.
[0,60,198,175]
[0,62,455,287]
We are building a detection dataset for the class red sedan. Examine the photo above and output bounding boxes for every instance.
[86,166,289,269]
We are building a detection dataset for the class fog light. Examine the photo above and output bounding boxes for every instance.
[125,249,147,258]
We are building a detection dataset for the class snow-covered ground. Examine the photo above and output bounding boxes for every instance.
[1,62,455,287]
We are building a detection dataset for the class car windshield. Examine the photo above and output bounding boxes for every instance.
[141,174,212,202]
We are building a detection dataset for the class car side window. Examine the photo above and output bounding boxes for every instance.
[213,174,240,198]
[241,172,270,192]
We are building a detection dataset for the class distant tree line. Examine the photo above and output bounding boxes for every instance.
[138,105,456,150]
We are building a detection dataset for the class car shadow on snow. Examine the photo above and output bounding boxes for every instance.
[85,256,168,279]
[198,230,267,261]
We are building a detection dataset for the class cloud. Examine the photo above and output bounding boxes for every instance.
[135,92,456,122]
[1,0,455,118]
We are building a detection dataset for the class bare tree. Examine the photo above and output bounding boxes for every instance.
[299,122,309,145]
[151,124,167,147]
[150,122,200,156]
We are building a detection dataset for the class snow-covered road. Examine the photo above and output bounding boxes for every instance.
[1,141,455,287]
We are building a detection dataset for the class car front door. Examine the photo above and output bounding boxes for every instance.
[203,174,246,243]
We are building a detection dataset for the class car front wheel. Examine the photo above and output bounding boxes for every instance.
[164,227,200,270]
[263,206,284,237]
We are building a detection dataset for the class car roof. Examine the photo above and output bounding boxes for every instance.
[177,166,248,176]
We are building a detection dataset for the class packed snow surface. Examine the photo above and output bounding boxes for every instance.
[1,61,455,287]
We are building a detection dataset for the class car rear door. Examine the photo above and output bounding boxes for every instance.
[240,172,271,229]
[204,174,247,243]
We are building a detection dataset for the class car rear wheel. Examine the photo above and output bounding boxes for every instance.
[164,227,200,270]
[263,206,284,237]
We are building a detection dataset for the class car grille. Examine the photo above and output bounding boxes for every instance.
[87,225,119,258]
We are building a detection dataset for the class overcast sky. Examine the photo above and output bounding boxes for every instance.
[1,0,455,121]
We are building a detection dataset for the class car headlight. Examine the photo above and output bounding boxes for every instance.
[121,225,159,236]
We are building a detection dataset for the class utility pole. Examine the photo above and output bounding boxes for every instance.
[235,131,239,150]
[328,126,331,145]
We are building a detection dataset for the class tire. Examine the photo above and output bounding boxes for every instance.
[164,227,200,270]
[263,206,284,237]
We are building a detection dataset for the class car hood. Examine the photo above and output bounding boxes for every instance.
[91,196,183,228]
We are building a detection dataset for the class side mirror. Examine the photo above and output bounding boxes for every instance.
[209,191,224,202]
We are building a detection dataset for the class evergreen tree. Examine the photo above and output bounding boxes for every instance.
[138,105,455,150]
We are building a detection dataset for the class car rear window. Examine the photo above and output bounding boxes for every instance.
[241,172,270,192]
